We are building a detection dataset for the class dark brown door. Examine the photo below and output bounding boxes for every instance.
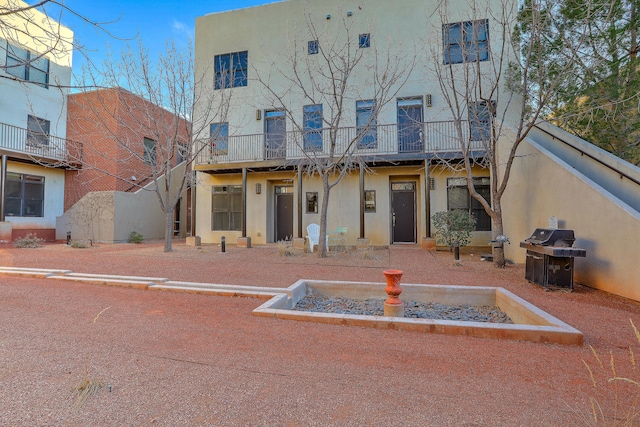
[275,186,293,242]
[391,182,416,243]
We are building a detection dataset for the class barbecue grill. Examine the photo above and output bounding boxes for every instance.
[519,228,586,289]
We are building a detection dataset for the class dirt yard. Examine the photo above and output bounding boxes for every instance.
[1,240,639,426]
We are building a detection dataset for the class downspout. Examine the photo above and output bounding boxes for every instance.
[359,162,365,239]
[297,164,303,238]
[242,167,247,237]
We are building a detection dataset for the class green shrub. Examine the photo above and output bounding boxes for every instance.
[432,210,476,251]
[13,233,44,248]
[128,231,144,244]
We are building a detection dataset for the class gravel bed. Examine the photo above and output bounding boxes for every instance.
[292,296,514,323]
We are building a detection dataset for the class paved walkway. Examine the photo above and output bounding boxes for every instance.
[1,241,639,425]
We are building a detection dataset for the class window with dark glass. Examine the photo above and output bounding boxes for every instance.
[5,173,44,217]
[443,20,489,64]
[306,192,318,213]
[356,100,377,149]
[26,115,50,147]
[468,101,495,141]
[308,40,319,55]
[212,185,243,231]
[359,33,371,48]
[143,137,156,165]
[303,104,323,151]
[214,51,248,89]
[447,177,491,231]
[210,122,229,155]
[364,190,376,212]
[5,43,49,87]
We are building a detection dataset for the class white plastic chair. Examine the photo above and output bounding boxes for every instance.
[306,223,328,252]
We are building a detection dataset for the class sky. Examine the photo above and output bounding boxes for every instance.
[40,0,281,79]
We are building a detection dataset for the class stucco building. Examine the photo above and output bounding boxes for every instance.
[0,0,76,241]
[192,0,505,249]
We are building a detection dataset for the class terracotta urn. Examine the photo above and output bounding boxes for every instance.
[383,269,403,305]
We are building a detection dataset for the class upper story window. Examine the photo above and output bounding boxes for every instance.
[5,43,49,88]
[308,40,319,55]
[356,99,377,149]
[468,100,496,141]
[26,115,50,147]
[143,137,157,166]
[303,104,323,151]
[214,51,248,89]
[443,20,489,64]
[359,33,371,48]
[5,172,44,217]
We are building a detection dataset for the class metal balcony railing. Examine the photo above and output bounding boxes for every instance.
[195,120,486,166]
[0,122,82,164]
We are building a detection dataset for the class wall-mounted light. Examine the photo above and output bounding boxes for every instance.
[256,109,262,120]
[347,11,353,16]
[326,14,331,19]
[255,183,262,194]
[426,94,432,107]
[429,178,435,190]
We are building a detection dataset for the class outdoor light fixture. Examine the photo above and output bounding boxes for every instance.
[256,109,261,120]
[255,183,262,194]
[347,11,353,16]
[430,178,435,190]
[426,94,432,107]
[326,14,331,19]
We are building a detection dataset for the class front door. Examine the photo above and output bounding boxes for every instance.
[265,110,286,159]
[391,182,416,243]
[274,186,293,242]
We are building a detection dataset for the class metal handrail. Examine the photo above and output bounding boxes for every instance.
[196,120,480,165]
[0,122,81,163]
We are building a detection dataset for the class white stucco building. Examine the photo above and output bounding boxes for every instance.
[0,0,75,241]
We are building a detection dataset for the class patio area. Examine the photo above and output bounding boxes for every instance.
[0,241,638,425]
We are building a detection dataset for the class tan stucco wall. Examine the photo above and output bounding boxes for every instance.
[195,164,490,247]
[57,163,189,242]
[502,135,640,300]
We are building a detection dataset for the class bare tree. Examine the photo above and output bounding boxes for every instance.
[73,41,231,252]
[427,0,607,267]
[254,15,414,257]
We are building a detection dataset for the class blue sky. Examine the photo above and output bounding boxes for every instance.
[43,0,280,77]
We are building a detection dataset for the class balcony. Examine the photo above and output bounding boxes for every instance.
[0,122,82,166]
[195,120,487,172]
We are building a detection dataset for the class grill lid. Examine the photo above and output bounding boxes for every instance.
[523,228,575,247]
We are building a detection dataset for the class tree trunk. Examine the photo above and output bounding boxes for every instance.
[318,174,331,258]
[492,202,505,268]
[164,208,174,252]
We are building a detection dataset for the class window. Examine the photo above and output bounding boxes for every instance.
[5,173,44,217]
[447,177,491,231]
[306,192,318,213]
[5,43,49,87]
[364,190,376,212]
[443,20,489,64]
[468,101,495,141]
[397,97,423,152]
[303,104,323,151]
[356,100,377,149]
[143,137,156,165]
[210,122,229,155]
[308,40,319,55]
[177,142,188,164]
[26,115,50,147]
[212,185,243,231]
[214,51,248,89]
[359,33,371,48]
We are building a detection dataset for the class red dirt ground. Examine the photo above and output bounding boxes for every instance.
[1,240,639,426]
